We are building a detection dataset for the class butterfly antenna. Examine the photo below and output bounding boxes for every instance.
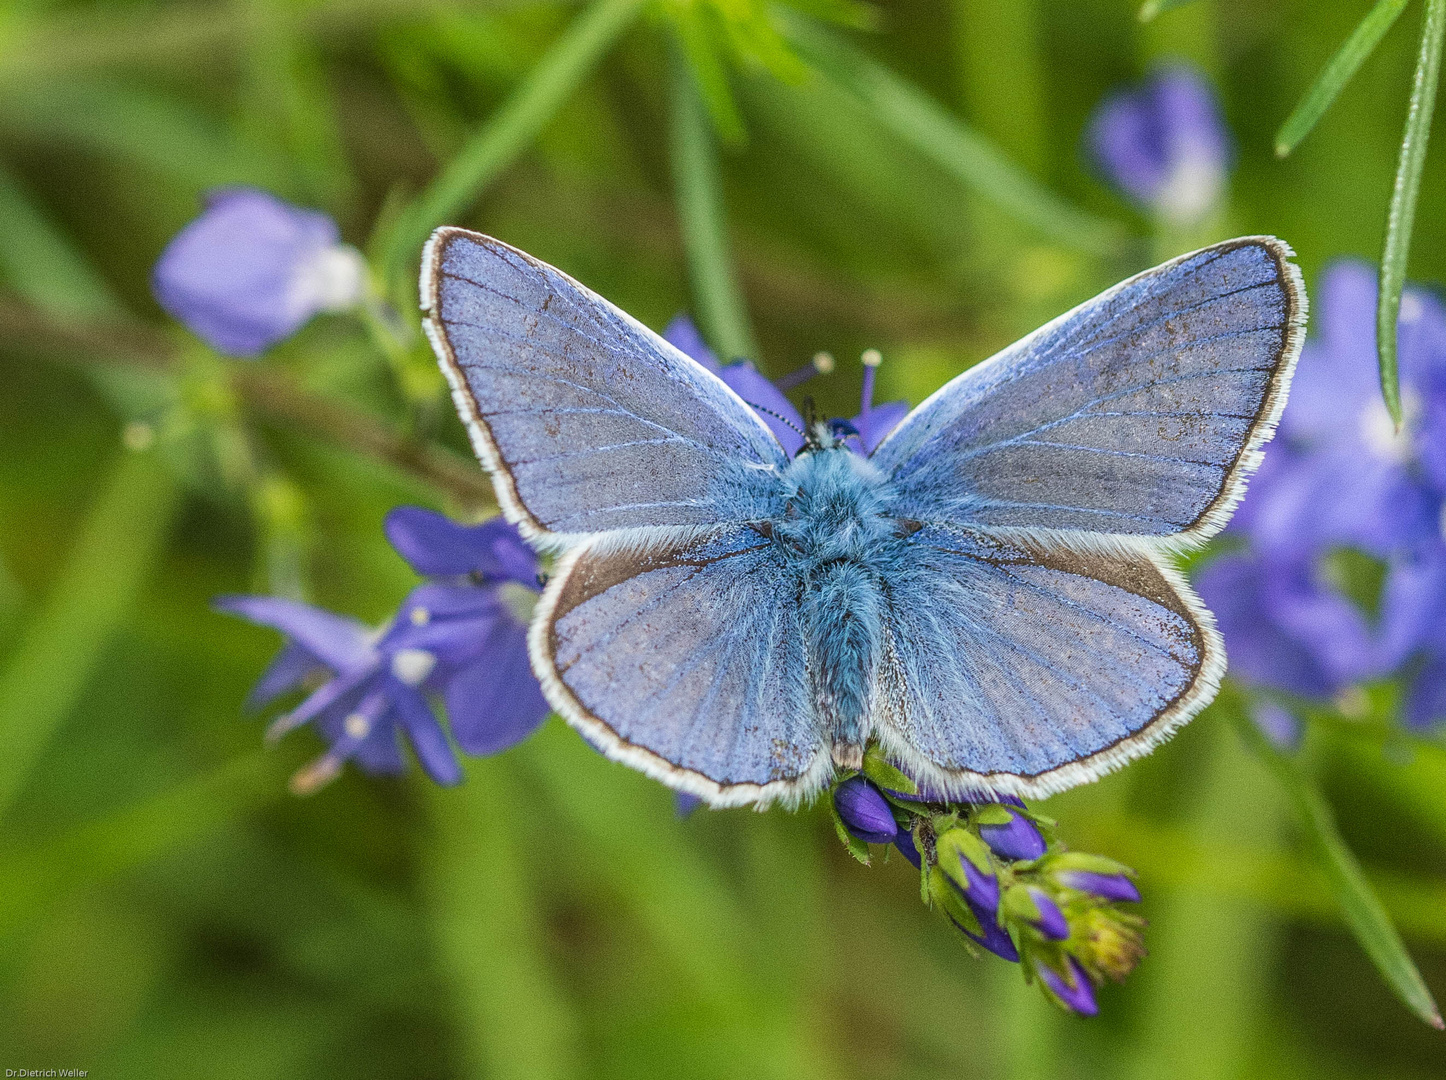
[745,402,806,439]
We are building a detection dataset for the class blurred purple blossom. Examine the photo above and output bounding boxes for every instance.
[663,315,908,456]
[154,187,367,357]
[219,508,549,791]
[1027,887,1071,941]
[1085,65,1230,225]
[1200,261,1446,728]
[1058,871,1141,904]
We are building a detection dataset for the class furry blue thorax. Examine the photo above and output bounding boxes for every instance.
[771,446,904,766]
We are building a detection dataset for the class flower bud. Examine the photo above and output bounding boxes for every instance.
[1058,871,1141,903]
[951,912,1020,962]
[894,826,922,869]
[833,776,898,844]
[979,807,1047,861]
[1027,887,1071,941]
[1036,957,1098,1016]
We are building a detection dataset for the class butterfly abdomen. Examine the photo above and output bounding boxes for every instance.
[801,558,881,767]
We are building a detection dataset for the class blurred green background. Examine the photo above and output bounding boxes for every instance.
[0,0,1444,1076]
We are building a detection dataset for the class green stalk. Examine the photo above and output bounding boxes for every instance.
[0,448,179,819]
[1275,0,1411,157]
[425,760,581,1080]
[1234,704,1444,1028]
[668,48,759,363]
[381,0,647,286]
[1128,714,1285,1080]
[1379,0,1446,427]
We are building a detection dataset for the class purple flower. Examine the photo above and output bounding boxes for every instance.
[1085,65,1230,225]
[834,776,898,844]
[663,315,908,456]
[957,853,1001,915]
[1252,701,1301,751]
[979,807,1047,861]
[1027,888,1071,941]
[1058,871,1140,904]
[219,508,549,791]
[1206,261,1446,726]
[1037,957,1098,1016]
[154,187,367,357]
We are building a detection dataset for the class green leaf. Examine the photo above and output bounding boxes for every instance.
[1046,851,1135,876]
[861,745,916,794]
[0,162,122,322]
[1002,883,1042,924]
[829,797,872,863]
[937,826,991,873]
[672,6,748,145]
[1138,0,1202,21]
[668,46,759,363]
[929,865,981,934]
[1275,0,1410,157]
[972,804,1014,826]
[380,0,648,285]
[0,448,179,819]
[780,13,1126,257]
[1233,706,1445,1029]
[1380,0,1446,426]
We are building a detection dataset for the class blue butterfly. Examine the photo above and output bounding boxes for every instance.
[421,232,1306,807]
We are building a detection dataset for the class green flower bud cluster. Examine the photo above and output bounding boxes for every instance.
[828,745,1146,1016]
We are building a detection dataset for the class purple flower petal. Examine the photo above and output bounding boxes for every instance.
[855,399,909,454]
[244,641,325,713]
[979,808,1047,861]
[952,911,1019,962]
[663,314,720,369]
[442,619,550,756]
[675,792,703,817]
[833,776,898,844]
[1027,888,1071,941]
[386,677,462,785]
[716,361,807,455]
[384,507,538,586]
[1405,654,1446,730]
[217,594,375,674]
[957,853,1000,916]
[1085,65,1229,224]
[1059,871,1140,903]
[894,827,922,868]
[1251,701,1301,751]
[153,187,361,356]
[1037,957,1098,1016]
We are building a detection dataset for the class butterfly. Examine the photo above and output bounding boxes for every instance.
[421,231,1305,807]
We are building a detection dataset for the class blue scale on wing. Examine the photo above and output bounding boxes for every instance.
[547,527,822,789]
[874,239,1301,538]
[429,233,787,536]
[875,526,1207,781]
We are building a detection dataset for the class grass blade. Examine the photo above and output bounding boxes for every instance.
[425,761,581,1080]
[381,0,647,285]
[1138,0,1202,21]
[0,448,179,819]
[668,47,759,363]
[1276,0,1411,157]
[779,14,1125,257]
[0,752,284,937]
[1379,0,1446,426]
[0,163,122,322]
[1232,703,1444,1029]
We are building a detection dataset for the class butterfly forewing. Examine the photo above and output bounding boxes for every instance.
[872,237,1305,545]
[421,229,788,542]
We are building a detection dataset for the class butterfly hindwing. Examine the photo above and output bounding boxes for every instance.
[533,526,827,806]
[421,229,788,542]
[873,526,1218,797]
[872,237,1305,543]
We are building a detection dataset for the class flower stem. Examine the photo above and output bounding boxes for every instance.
[668,47,760,364]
